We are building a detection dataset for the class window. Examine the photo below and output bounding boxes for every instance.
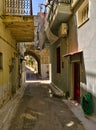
[56,47,61,73]
[82,4,89,23]
[0,53,3,69]
[77,0,89,27]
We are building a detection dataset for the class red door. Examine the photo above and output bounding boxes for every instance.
[74,62,80,103]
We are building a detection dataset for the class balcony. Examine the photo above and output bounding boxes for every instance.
[44,0,85,44]
[46,0,84,36]
[2,0,34,42]
[46,0,71,35]
[4,0,32,16]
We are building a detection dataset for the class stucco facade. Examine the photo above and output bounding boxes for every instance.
[77,0,96,112]
[0,0,19,107]
[40,47,51,80]
[50,15,82,99]
[47,0,84,103]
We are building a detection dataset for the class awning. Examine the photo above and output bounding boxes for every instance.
[63,50,83,62]
[63,50,83,57]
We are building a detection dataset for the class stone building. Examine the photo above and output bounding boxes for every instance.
[0,0,34,107]
[44,0,84,102]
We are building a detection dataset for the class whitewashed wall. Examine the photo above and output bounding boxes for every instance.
[78,0,96,96]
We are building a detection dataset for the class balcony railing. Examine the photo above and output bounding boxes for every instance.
[4,0,32,16]
[47,0,71,23]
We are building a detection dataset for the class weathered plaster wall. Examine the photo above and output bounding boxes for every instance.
[50,14,78,94]
[40,47,50,79]
[68,15,78,53]
[0,0,18,107]
[50,38,68,92]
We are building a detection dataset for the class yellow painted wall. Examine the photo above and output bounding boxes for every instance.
[0,0,19,106]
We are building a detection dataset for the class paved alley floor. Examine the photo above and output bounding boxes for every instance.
[5,82,85,130]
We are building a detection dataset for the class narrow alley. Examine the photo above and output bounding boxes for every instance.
[1,82,85,130]
[1,0,96,130]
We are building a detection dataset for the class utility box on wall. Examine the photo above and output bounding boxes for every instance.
[58,23,68,37]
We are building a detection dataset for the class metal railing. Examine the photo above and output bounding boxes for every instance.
[4,0,32,16]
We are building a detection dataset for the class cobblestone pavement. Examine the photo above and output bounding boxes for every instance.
[8,83,85,130]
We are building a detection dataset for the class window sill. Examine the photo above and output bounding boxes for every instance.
[78,18,89,28]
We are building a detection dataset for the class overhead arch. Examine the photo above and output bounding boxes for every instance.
[24,50,41,75]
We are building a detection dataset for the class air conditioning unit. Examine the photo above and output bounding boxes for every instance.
[58,23,68,37]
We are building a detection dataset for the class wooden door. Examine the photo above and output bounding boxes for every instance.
[74,62,80,103]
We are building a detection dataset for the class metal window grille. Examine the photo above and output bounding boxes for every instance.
[4,0,32,16]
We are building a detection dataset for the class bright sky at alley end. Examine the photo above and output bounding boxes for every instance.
[32,0,47,15]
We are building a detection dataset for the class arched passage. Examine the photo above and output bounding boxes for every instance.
[24,50,41,76]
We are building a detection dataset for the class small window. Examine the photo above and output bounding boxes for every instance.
[0,53,3,69]
[82,4,89,23]
[56,47,61,73]
[78,0,89,27]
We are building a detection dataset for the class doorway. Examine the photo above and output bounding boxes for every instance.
[73,62,80,103]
